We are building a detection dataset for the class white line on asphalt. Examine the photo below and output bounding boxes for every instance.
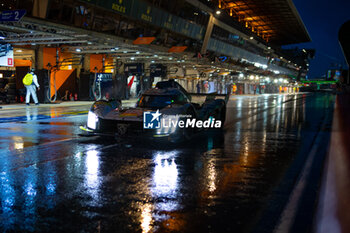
[273,114,329,233]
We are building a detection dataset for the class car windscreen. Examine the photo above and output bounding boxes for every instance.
[137,95,175,108]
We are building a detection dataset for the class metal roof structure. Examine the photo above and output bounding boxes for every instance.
[213,0,311,45]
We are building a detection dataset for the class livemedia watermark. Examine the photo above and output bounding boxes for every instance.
[143,110,222,129]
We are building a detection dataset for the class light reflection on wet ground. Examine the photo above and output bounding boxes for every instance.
[0,93,335,232]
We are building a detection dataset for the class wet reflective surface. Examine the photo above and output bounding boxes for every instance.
[0,94,335,232]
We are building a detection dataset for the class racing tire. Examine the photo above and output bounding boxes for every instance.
[170,109,195,143]
[219,106,226,125]
[182,108,196,140]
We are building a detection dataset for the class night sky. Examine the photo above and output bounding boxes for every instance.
[285,0,350,79]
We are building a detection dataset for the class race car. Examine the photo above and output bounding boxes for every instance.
[81,80,228,142]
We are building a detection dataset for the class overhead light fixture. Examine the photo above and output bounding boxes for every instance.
[151,60,155,63]
[169,57,173,60]
[267,47,271,49]
[250,37,254,40]
[194,12,199,15]
[130,57,135,60]
[31,43,36,46]
[111,48,115,51]
[17,49,23,53]
[123,51,127,53]
[216,10,221,15]
[154,54,158,57]
[136,51,140,54]
[0,36,5,40]
[75,48,81,52]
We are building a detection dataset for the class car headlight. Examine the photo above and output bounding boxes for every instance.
[156,115,179,135]
[87,111,98,130]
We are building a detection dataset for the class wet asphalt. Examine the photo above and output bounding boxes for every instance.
[0,93,336,233]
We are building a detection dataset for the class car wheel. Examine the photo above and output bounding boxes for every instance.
[219,106,226,125]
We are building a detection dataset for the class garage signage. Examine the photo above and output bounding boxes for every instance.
[0,10,26,22]
[0,43,14,67]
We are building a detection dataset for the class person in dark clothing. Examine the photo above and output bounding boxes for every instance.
[0,78,9,104]
[196,82,201,93]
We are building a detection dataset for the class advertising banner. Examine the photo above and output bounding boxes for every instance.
[0,44,14,67]
[80,0,205,40]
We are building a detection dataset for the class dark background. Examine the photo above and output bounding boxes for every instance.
[284,0,350,79]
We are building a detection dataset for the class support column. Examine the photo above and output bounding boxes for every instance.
[32,0,49,18]
[35,45,44,70]
[83,54,90,73]
[201,14,215,55]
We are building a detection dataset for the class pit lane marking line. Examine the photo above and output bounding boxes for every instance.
[273,107,331,233]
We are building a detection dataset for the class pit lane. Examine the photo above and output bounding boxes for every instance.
[0,93,335,232]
